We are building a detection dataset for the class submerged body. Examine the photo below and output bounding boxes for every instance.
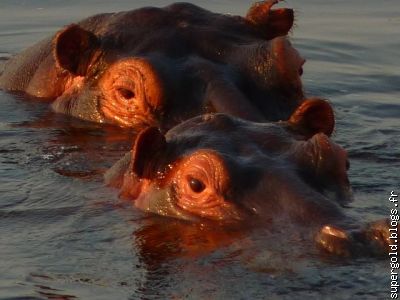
[0,1,306,131]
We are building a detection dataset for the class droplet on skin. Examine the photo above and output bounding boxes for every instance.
[321,225,348,239]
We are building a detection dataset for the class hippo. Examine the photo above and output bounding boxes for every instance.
[105,99,392,257]
[0,1,306,132]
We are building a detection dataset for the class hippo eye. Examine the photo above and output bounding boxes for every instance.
[346,160,350,170]
[298,67,303,76]
[116,87,135,100]
[187,176,206,193]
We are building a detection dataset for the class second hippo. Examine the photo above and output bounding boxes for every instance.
[105,99,391,256]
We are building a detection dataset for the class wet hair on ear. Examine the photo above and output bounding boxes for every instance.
[288,98,335,138]
[54,24,100,76]
[131,127,167,178]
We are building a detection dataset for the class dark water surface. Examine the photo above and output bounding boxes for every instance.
[0,1,399,299]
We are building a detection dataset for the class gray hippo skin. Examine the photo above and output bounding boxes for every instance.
[106,99,393,257]
[0,1,308,131]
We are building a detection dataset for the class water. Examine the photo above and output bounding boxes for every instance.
[0,0,399,299]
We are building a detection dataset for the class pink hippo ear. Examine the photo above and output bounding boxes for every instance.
[131,127,167,179]
[54,24,100,76]
[288,98,335,138]
[246,0,294,40]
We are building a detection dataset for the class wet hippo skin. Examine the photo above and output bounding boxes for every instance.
[105,99,393,257]
[0,1,308,132]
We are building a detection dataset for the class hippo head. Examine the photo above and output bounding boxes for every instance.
[49,2,305,131]
[107,99,352,223]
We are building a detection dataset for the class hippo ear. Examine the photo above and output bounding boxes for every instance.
[54,24,100,76]
[246,0,294,40]
[131,127,167,178]
[288,99,335,138]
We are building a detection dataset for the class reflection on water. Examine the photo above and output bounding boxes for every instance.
[0,0,398,299]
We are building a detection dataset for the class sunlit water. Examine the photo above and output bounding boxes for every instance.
[0,0,399,299]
